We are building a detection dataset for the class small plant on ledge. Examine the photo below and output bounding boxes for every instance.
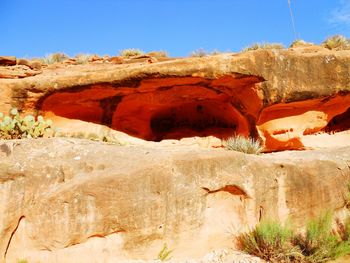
[157,243,173,261]
[0,108,54,139]
[223,135,263,155]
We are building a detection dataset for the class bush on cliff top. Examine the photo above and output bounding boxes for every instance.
[322,35,350,50]
[119,48,144,57]
[0,108,54,139]
[289,39,315,48]
[41,52,69,64]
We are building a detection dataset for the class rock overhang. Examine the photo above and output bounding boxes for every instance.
[39,74,264,141]
[2,49,350,151]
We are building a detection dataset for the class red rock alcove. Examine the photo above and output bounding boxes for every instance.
[40,75,264,141]
[256,93,350,151]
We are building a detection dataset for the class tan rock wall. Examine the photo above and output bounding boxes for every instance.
[0,139,349,262]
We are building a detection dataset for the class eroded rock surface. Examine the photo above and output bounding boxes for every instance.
[0,138,349,262]
[0,49,350,150]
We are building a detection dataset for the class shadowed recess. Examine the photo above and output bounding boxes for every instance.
[256,93,350,151]
[324,107,350,133]
[41,75,264,141]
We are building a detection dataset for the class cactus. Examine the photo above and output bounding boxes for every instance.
[0,108,54,139]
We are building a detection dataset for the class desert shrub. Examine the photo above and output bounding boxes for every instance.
[237,220,300,262]
[119,48,144,57]
[191,48,208,57]
[322,35,350,50]
[157,243,173,261]
[0,108,54,139]
[75,53,92,64]
[238,213,350,262]
[242,42,284,52]
[293,212,350,262]
[223,135,263,154]
[41,52,68,64]
[335,217,350,242]
[147,51,168,58]
[290,39,314,48]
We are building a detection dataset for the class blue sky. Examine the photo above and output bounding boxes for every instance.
[1,0,350,58]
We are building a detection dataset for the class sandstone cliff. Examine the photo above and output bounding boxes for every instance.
[1,47,350,262]
[0,139,349,262]
[0,47,349,151]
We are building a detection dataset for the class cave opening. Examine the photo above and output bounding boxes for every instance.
[149,100,246,141]
[40,75,263,142]
[324,107,350,133]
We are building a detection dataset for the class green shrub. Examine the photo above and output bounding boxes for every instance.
[17,259,28,263]
[0,108,54,139]
[157,243,173,261]
[237,220,300,262]
[238,213,350,262]
[242,42,284,52]
[119,48,144,57]
[41,52,68,64]
[322,35,350,50]
[223,135,263,154]
[293,212,350,262]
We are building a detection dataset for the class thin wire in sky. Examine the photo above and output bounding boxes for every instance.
[288,0,298,39]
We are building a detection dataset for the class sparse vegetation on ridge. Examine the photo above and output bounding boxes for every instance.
[119,48,144,57]
[223,135,263,155]
[41,52,68,64]
[190,48,208,57]
[242,42,284,52]
[75,53,92,64]
[190,48,224,57]
[289,39,314,48]
[0,108,54,139]
[56,131,120,144]
[238,212,350,263]
[147,50,168,58]
[322,35,350,50]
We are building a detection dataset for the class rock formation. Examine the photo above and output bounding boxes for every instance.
[0,47,349,151]
[0,139,349,262]
[1,47,350,262]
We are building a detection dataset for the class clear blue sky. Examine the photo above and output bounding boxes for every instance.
[1,0,350,58]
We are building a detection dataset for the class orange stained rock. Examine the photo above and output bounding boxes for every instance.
[257,93,350,151]
[40,75,262,142]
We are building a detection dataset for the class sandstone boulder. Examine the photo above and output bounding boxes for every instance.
[16,58,42,70]
[0,56,16,66]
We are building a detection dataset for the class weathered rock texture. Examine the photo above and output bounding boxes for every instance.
[0,138,349,262]
[1,48,350,151]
